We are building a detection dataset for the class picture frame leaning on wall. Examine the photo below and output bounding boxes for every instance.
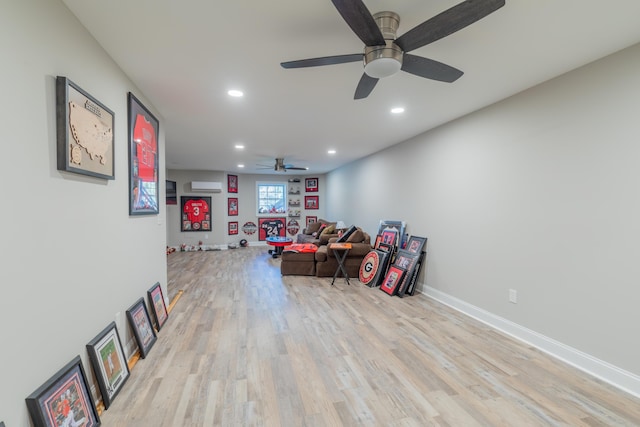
[86,321,130,409]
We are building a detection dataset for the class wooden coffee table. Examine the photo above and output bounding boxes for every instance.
[266,236,293,258]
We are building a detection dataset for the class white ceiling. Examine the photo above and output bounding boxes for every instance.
[61,0,640,175]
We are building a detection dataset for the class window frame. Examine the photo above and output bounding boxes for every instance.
[255,181,288,217]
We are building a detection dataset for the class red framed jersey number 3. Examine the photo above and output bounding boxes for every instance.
[181,196,211,231]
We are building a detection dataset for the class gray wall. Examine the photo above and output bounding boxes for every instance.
[166,171,327,247]
[0,1,167,425]
[326,42,640,394]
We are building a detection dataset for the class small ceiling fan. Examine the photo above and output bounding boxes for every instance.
[281,0,505,99]
[257,158,309,172]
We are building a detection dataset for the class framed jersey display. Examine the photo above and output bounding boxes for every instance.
[128,92,160,215]
[56,76,115,180]
[258,217,286,241]
[181,196,211,231]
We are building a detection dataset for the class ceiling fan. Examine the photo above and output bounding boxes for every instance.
[257,158,309,172]
[281,0,505,99]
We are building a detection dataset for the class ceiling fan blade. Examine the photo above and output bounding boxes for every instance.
[331,0,386,46]
[354,73,379,100]
[281,53,363,69]
[395,0,505,52]
[285,166,309,171]
[401,54,463,83]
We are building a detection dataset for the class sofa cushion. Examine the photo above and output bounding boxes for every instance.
[306,221,322,234]
[346,228,365,243]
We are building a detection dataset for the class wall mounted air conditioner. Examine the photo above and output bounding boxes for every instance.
[191,181,222,192]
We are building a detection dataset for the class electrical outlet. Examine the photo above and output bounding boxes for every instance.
[509,289,517,304]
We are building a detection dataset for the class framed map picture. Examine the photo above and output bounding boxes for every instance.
[56,76,115,180]
[128,92,160,215]
[181,196,211,231]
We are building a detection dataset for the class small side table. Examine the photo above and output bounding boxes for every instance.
[329,242,352,285]
[266,236,293,258]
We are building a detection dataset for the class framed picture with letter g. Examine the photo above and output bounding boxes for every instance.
[128,92,160,215]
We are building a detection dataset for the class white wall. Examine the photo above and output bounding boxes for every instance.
[326,43,640,393]
[166,171,327,247]
[0,1,167,425]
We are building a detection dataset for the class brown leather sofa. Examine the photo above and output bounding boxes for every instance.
[314,228,372,278]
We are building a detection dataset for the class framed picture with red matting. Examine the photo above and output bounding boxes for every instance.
[26,356,100,427]
[305,195,319,209]
[229,221,238,235]
[258,217,286,240]
[305,177,318,192]
[228,197,238,216]
[380,265,406,296]
[147,282,169,331]
[227,174,238,193]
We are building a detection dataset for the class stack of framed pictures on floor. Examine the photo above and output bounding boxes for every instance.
[380,235,427,297]
[25,282,171,425]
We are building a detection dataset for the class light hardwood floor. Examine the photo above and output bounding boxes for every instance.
[101,247,640,426]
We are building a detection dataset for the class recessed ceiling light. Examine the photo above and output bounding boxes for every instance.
[391,107,404,114]
[228,89,243,97]
[328,149,337,155]
[235,144,245,149]
[237,164,245,168]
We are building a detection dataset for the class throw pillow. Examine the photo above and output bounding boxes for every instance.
[313,223,327,237]
[306,221,322,235]
[320,224,336,236]
[346,228,365,243]
[336,225,358,242]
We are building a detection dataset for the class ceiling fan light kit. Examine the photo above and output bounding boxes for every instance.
[281,0,506,99]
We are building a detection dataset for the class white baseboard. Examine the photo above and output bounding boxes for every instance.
[422,285,640,399]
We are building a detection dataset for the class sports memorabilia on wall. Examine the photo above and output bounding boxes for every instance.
[258,217,286,240]
[128,92,160,215]
[181,196,211,231]
[229,221,239,235]
[227,174,238,193]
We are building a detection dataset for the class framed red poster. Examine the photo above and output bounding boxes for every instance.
[181,196,211,231]
[380,265,406,296]
[227,174,238,193]
[128,92,159,215]
[258,217,286,241]
[228,221,238,235]
[228,197,238,216]
[305,177,318,192]
[305,195,319,210]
